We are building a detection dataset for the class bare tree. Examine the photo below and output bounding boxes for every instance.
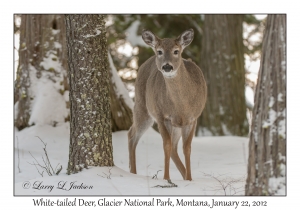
[14,15,69,130]
[245,15,286,195]
[198,15,248,136]
[65,15,113,174]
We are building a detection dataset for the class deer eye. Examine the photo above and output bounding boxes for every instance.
[157,50,163,55]
[174,50,179,55]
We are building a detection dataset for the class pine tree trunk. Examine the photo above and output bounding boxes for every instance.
[245,15,286,195]
[65,15,113,174]
[198,15,248,136]
[14,15,69,130]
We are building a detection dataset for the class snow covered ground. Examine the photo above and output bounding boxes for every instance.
[14,123,249,196]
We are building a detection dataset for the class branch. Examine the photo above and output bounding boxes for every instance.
[152,170,162,180]
[202,172,246,195]
[152,179,178,188]
[27,137,63,176]
[36,136,56,175]
[97,167,113,179]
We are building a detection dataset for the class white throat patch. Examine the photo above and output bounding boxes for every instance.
[161,70,178,78]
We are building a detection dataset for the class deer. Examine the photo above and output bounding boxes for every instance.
[128,29,207,181]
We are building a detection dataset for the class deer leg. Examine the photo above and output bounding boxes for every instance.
[128,112,153,174]
[164,120,185,179]
[157,120,173,180]
[181,121,197,181]
[169,125,186,179]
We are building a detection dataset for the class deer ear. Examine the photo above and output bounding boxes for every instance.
[142,30,158,48]
[177,29,194,49]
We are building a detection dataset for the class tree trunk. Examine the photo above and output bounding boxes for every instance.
[65,15,113,174]
[108,54,133,132]
[198,15,248,136]
[245,15,286,195]
[14,15,69,130]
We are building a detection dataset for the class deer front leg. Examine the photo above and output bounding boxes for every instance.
[157,120,172,180]
[171,141,186,179]
[169,124,186,179]
[181,121,197,181]
[164,120,186,179]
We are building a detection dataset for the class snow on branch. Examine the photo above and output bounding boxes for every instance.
[126,20,148,47]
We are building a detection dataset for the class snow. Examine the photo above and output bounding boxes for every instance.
[262,109,277,128]
[278,93,284,102]
[29,78,68,126]
[54,41,62,49]
[14,101,19,120]
[15,123,249,196]
[197,127,213,136]
[83,29,101,38]
[254,15,267,20]
[269,177,286,195]
[117,42,134,57]
[277,108,286,139]
[26,52,68,126]
[108,53,134,109]
[126,20,148,47]
[243,16,266,81]
[245,86,254,109]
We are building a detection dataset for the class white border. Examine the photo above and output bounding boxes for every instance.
[4,0,298,208]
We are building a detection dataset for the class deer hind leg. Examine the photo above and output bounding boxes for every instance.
[128,111,153,174]
[181,121,197,181]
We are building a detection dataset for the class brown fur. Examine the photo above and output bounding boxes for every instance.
[128,29,207,180]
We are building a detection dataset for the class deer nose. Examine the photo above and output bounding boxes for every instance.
[162,64,173,72]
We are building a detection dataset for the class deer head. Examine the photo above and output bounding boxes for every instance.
[142,29,194,78]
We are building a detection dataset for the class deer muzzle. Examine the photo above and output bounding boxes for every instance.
[162,64,173,72]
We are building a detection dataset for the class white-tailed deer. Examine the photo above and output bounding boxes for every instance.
[128,29,207,181]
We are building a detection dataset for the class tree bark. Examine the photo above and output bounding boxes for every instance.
[245,15,286,195]
[198,15,248,136]
[14,15,69,130]
[65,15,113,174]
